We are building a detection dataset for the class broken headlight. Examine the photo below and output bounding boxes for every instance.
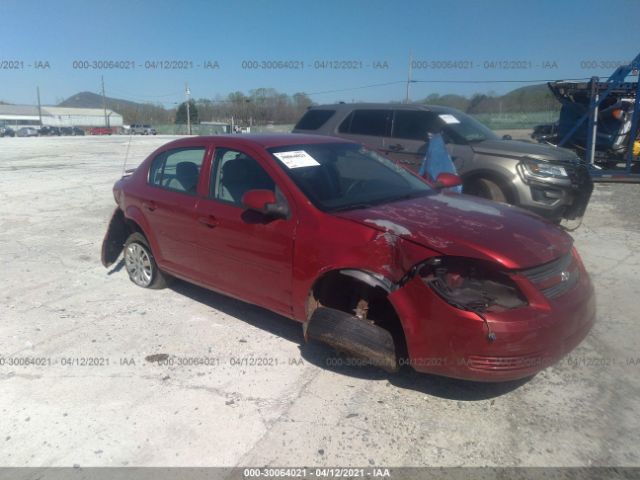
[419,257,527,312]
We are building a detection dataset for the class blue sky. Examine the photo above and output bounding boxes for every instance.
[2,0,640,106]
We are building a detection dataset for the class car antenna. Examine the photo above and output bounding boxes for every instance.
[121,129,133,177]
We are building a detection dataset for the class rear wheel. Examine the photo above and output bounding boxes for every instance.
[123,233,170,289]
[464,177,507,203]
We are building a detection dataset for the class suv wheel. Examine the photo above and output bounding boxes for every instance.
[464,177,507,203]
[123,233,170,289]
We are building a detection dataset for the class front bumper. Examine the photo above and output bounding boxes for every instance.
[389,264,596,382]
[515,163,594,221]
[517,164,593,220]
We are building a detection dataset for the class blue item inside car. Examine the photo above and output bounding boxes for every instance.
[419,133,462,193]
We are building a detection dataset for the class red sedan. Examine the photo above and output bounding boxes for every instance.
[101,134,595,381]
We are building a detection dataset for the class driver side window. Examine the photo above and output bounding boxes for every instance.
[210,148,275,205]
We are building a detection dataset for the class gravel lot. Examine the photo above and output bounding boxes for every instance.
[0,136,639,468]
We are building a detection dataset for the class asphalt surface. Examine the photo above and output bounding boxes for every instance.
[0,136,638,468]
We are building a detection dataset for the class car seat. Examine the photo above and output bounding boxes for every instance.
[167,161,199,193]
[219,156,274,203]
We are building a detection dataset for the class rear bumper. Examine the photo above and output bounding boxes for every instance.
[389,269,596,382]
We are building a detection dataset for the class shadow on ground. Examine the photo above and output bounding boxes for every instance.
[170,279,531,401]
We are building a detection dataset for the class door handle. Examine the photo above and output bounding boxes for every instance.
[197,215,218,228]
[388,143,405,152]
[142,201,157,212]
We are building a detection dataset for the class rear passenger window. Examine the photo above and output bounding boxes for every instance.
[338,110,390,136]
[392,110,442,140]
[148,147,206,194]
[294,110,335,130]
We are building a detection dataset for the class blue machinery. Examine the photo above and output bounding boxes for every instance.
[558,53,640,182]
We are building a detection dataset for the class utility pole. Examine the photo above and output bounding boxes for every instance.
[405,52,413,104]
[101,76,108,127]
[185,82,191,135]
[36,86,42,126]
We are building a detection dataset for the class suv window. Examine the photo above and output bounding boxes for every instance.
[148,147,206,194]
[338,110,390,136]
[392,110,442,140]
[294,110,335,130]
[211,148,275,205]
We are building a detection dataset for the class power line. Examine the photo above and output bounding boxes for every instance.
[107,89,182,99]
[305,81,405,96]
[411,77,593,84]
[304,77,594,96]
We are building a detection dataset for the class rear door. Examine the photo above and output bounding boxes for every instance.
[140,146,208,278]
[193,145,295,315]
[336,109,391,152]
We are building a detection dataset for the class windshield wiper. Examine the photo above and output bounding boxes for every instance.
[384,191,430,204]
[329,203,373,212]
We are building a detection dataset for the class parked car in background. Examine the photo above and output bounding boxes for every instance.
[16,127,39,137]
[293,104,593,222]
[130,124,157,135]
[39,126,61,136]
[60,126,85,136]
[101,134,595,382]
[0,126,15,137]
[89,127,113,135]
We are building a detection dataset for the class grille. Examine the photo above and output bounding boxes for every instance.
[521,252,579,299]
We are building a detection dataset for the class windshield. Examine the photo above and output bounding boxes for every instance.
[440,111,498,144]
[268,143,432,212]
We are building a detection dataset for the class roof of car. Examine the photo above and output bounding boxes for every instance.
[306,103,458,114]
[163,133,354,149]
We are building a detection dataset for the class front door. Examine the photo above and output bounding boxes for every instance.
[194,146,295,315]
[380,110,470,173]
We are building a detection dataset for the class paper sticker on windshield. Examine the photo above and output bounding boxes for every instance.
[273,150,320,169]
[439,114,460,124]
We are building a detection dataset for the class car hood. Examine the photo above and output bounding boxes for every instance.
[471,139,579,163]
[334,193,573,270]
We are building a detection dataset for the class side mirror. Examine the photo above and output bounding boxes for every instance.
[502,134,512,140]
[241,189,287,218]
[434,172,462,189]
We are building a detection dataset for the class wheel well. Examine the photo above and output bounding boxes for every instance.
[308,271,408,358]
[124,217,144,236]
[462,171,518,204]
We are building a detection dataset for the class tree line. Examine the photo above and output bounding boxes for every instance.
[87,83,560,125]
[112,89,313,126]
[418,84,561,114]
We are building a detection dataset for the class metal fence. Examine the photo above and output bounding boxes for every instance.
[155,113,557,137]
[471,111,558,130]
[153,123,296,135]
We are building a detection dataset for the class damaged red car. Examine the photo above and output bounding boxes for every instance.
[101,134,596,382]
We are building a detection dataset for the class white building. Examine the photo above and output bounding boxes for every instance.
[0,105,123,128]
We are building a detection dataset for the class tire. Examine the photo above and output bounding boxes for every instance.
[123,232,170,289]
[306,307,397,372]
[464,177,507,203]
